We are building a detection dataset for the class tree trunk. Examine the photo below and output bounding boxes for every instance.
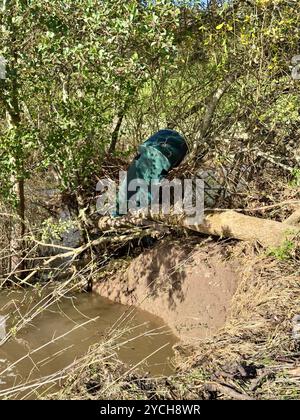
[5,27,26,276]
[10,177,26,274]
[98,210,300,249]
[183,210,299,248]
[192,73,237,157]
[108,112,125,154]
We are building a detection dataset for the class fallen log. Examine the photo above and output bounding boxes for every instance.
[183,210,299,248]
[98,210,300,248]
[283,208,300,227]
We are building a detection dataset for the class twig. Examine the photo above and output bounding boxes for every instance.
[204,382,255,400]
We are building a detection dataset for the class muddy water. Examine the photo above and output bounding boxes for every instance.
[0,288,178,398]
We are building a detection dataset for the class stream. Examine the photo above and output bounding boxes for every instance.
[0,288,178,399]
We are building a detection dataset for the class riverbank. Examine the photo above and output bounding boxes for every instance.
[93,238,239,344]
[0,231,299,400]
[51,239,300,400]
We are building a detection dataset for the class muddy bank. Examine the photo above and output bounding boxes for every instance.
[53,244,300,401]
[94,239,239,343]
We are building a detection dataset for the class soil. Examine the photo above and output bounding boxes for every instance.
[93,239,239,343]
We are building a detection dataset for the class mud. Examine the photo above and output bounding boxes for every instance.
[94,239,239,343]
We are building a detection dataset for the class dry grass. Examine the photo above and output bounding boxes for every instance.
[41,239,300,401]
[173,241,300,400]
[0,321,173,400]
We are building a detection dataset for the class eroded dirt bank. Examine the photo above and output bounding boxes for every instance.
[93,239,239,343]
[51,238,300,400]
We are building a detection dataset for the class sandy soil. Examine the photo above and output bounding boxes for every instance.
[93,239,239,343]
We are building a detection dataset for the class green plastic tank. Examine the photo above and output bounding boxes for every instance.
[116,129,188,215]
